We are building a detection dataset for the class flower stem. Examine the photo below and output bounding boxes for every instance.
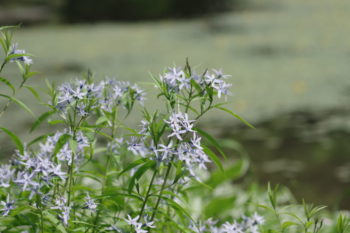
[150,155,174,222]
[139,168,158,218]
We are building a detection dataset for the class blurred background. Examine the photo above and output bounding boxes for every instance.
[0,0,349,209]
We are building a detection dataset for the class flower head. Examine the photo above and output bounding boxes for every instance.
[0,194,15,216]
[9,43,33,65]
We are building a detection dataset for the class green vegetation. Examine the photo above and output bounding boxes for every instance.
[0,0,349,228]
[0,25,349,232]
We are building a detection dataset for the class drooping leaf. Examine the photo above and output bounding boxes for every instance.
[0,94,34,117]
[0,127,24,154]
[5,53,33,63]
[53,133,71,156]
[215,106,255,128]
[202,145,224,173]
[128,160,156,194]
[44,211,68,233]
[48,120,65,125]
[162,197,194,223]
[0,77,15,94]
[30,110,55,132]
[206,158,249,188]
[24,85,41,101]
[119,158,149,177]
[28,134,50,146]
[0,25,19,31]
[204,196,236,218]
[195,128,227,159]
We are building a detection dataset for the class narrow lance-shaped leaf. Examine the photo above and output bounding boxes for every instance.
[5,53,33,63]
[0,25,20,31]
[0,127,24,154]
[202,145,224,173]
[195,127,227,160]
[0,94,35,117]
[128,160,156,194]
[162,196,194,223]
[30,110,55,132]
[24,85,41,101]
[0,77,15,94]
[204,196,236,218]
[119,158,149,177]
[53,134,71,156]
[28,134,50,147]
[215,106,255,128]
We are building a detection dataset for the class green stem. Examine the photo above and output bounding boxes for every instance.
[0,60,7,73]
[150,155,175,222]
[92,108,118,233]
[67,152,76,207]
[139,168,158,218]
[0,78,26,118]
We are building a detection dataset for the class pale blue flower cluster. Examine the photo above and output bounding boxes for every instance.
[124,215,155,233]
[9,43,33,65]
[0,129,89,219]
[122,111,210,179]
[160,66,232,99]
[55,78,145,116]
[191,213,264,233]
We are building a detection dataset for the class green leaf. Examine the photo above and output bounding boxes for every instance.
[69,138,78,154]
[0,94,35,117]
[202,145,224,172]
[53,134,71,156]
[96,116,108,125]
[0,25,19,31]
[24,71,39,79]
[119,158,149,177]
[24,85,41,101]
[257,204,275,212]
[5,53,33,63]
[282,221,298,230]
[28,134,49,146]
[285,212,304,225]
[190,79,202,93]
[215,106,255,128]
[179,102,199,115]
[204,196,236,218]
[162,197,194,222]
[0,77,15,94]
[48,120,65,125]
[44,211,67,233]
[0,127,24,154]
[195,128,227,159]
[206,158,249,188]
[102,189,144,202]
[76,171,103,184]
[30,110,55,132]
[128,160,156,194]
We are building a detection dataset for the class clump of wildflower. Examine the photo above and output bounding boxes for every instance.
[55,78,145,116]
[163,112,210,177]
[191,213,264,233]
[160,66,188,92]
[160,66,232,99]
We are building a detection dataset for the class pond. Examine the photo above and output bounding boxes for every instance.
[217,108,350,209]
